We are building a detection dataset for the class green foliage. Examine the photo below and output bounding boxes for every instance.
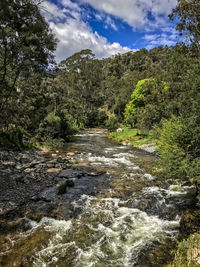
[124,78,151,125]
[124,78,169,130]
[110,127,155,146]
[106,115,119,132]
[0,0,56,130]
[59,49,103,117]
[169,0,200,48]
[42,138,65,148]
[167,233,200,267]
[86,110,108,127]
[97,110,108,126]
[157,116,200,185]
[38,111,78,142]
[46,113,61,129]
[0,127,32,150]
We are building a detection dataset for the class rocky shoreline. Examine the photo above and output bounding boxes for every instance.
[120,141,158,155]
[0,148,110,232]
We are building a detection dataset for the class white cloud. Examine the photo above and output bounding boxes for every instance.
[105,16,118,31]
[80,0,150,29]
[41,1,67,22]
[61,0,81,11]
[79,0,177,29]
[41,0,180,62]
[151,0,176,16]
[92,11,118,31]
[50,20,131,62]
[42,1,132,62]
[143,26,180,49]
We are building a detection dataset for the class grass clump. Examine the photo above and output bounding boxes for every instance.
[167,234,200,267]
[109,127,156,146]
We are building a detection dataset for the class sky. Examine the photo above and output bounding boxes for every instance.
[41,0,181,62]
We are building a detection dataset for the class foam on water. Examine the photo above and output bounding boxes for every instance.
[104,146,128,153]
[86,155,119,167]
[143,173,154,181]
[86,153,137,168]
[113,152,135,158]
[75,130,106,137]
[32,195,179,267]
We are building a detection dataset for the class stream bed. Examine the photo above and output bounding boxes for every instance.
[0,130,196,267]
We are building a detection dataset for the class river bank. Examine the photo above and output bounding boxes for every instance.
[109,128,157,155]
[0,147,109,228]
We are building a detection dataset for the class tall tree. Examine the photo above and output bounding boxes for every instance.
[59,50,103,121]
[169,0,200,48]
[0,0,56,129]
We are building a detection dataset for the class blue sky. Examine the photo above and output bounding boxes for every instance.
[41,0,181,62]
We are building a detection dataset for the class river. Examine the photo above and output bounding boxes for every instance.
[0,130,195,266]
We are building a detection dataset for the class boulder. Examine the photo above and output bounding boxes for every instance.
[46,168,61,174]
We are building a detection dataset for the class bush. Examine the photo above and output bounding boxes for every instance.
[38,112,61,139]
[0,127,32,150]
[167,233,200,267]
[157,116,186,178]
[85,110,108,127]
[157,116,200,204]
[59,111,78,138]
[106,115,119,131]
[38,111,79,142]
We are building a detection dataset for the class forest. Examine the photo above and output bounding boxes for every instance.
[0,0,200,265]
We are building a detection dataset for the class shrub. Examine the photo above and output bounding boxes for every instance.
[106,115,119,131]
[157,116,200,204]
[0,127,31,150]
[85,110,108,127]
[38,111,79,142]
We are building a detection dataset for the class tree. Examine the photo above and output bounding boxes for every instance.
[157,116,200,183]
[0,0,56,129]
[124,78,169,130]
[36,75,85,142]
[169,0,200,48]
[59,49,103,125]
[157,45,200,203]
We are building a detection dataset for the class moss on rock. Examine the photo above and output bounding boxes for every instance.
[57,180,74,195]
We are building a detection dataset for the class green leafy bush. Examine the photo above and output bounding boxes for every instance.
[86,110,108,127]
[157,116,200,204]
[167,234,200,267]
[38,111,79,142]
[124,78,169,130]
[0,127,32,150]
[106,115,119,131]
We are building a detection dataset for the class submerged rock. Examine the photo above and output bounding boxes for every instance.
[138,144,157,154]
[57,180,75,195]
[46,168,61,174]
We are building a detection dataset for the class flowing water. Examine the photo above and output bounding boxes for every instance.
[0,130,195,267]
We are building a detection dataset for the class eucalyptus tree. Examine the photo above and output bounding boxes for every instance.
[169,0,200,48]
[0,0,56,129]
[59,49,104,124]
